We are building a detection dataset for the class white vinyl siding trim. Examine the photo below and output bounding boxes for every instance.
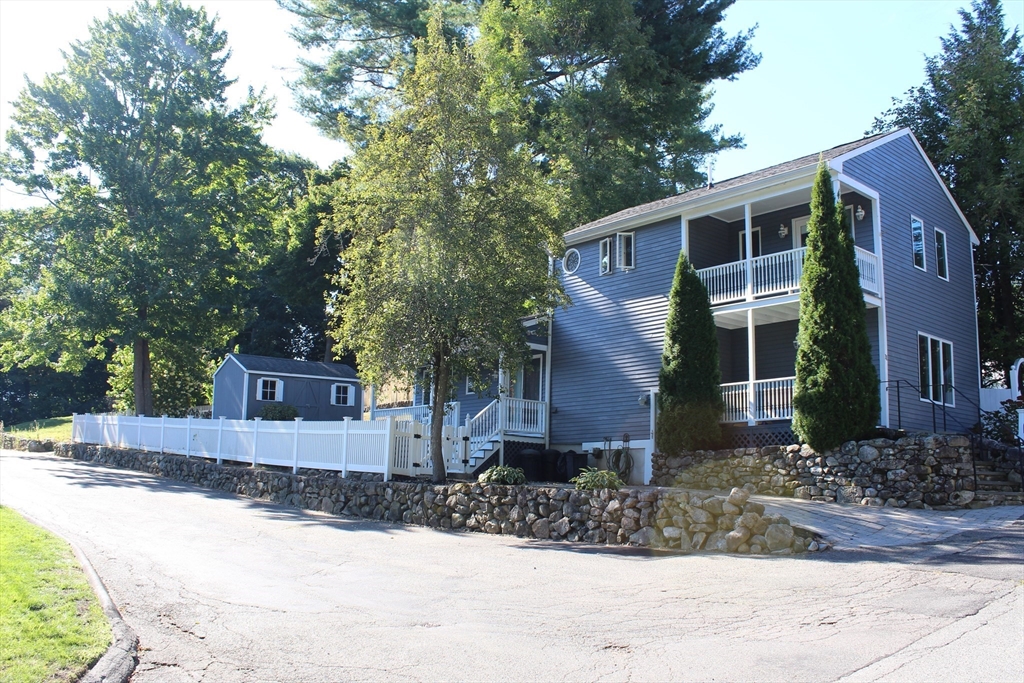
[935,228,948,280]
[911,215,926,271]
[918,333,954,407]
[331,383,354,406]
[258,378,283,402]
[616,232,635,270]
[599,237,612,275]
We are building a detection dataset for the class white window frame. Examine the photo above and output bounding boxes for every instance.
[791,215,810,249]
[331,383,354,406]
[616,232,635,270]
[911,215,926,271]
[918,332,954,407]
[934,228,948,281]
[738,227,762,260]
[562,247,580,275]
[599,237,612,275]
[257,377,283,402]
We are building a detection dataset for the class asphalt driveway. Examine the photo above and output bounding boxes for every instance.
[2,449,1021,682]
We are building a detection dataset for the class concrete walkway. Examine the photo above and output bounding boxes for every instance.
[755,494,1024,549]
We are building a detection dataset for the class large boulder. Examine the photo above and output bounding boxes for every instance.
[764,524,794,551]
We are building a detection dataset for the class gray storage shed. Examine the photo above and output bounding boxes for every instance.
[212,354,362,421]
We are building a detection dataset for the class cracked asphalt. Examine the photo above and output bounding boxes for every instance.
[2,449,1022,682]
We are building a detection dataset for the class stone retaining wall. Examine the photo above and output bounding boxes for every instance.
[1,434,55,452]
[652,434,1017,509]
[54,443,822,555]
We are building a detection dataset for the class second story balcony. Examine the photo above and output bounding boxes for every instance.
[696,246,880,306]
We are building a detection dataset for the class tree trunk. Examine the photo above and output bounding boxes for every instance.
[133,335,154,416]
[429,350,450,484]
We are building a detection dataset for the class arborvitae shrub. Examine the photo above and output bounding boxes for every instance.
[792,160,880,450]
[657,251,723,454]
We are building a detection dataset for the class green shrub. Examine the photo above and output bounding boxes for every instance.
[477,465,526,485]
[792,161,880,450]
[657,251,723,450]
[257,404,299,421]
[570,467,624,491]
[656,403,723,453]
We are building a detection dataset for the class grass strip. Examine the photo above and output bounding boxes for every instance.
[4,416,74,443]
[0,506,110,682]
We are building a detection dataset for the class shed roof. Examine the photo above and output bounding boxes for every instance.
[228,354,358,380]
[565,131,892,238]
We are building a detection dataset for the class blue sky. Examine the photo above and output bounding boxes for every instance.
[2,0,1021,209]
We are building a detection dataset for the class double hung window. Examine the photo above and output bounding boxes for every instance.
[331,383,354,406]
[258,378,282,402]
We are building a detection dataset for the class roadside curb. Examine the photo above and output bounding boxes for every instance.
[18,511,138,683]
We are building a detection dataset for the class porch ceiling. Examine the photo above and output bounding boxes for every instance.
[703,179,866,223]
[714,301,800,329]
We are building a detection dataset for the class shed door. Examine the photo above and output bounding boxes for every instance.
[297,380,319,420]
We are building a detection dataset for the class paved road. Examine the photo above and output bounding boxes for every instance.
[2,449,1022,682]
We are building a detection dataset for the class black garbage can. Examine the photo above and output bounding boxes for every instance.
[561,450,588,481]
[520,449,544,482]
[541,449,562,482]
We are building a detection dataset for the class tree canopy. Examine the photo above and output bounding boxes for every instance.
[330,14,566,480]
[791,161,879,450]
[281,0,759,222]
[0,0,274,415]
[872,0,1023,384]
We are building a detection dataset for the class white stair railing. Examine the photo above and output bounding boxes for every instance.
[466,399,502,459]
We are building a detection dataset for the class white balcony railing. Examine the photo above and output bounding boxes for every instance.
[720,377,795,424]
[697,246,880,305]
[370,402,459,427]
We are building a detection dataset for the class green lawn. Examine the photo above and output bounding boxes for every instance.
[4,416,74,443]
[0,506,110,682]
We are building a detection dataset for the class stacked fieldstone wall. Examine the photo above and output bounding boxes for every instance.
[1,434,55,452]
[652,434,1019,509]
[53,443,820,554]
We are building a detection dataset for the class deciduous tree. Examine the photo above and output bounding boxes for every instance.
[0,0,272,415]
[330,15,566,481]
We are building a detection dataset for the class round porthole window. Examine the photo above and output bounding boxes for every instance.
[562,248,581,275]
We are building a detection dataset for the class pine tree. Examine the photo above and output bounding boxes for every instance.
[657,252,722,452]
[792,160,880,450]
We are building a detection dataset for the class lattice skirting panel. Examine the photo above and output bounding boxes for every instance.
[725,424,797,449]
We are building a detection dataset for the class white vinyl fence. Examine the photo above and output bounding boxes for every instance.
[71,413,393,478]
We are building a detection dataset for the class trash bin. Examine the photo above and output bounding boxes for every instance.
[520,449,544,481]
[561,450,588,481]
[542,449,562,482]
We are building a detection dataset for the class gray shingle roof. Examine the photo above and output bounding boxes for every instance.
[230,354,358,380]
[565,131,893,237]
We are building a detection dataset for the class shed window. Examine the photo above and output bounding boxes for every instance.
[332,383,354,406]
[258,378,282,402]
[599,238,611,275]
[935,229,948,280]
[616,232,634,270]
[911,216,926,270]
[919,333,953,406]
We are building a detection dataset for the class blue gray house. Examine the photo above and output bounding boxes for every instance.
[371,129,981,483]
[549,128,981,481]
[212,353,362,421]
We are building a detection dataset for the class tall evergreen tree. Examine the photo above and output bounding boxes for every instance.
[872,0,1023,385]
[280,0,759,223]
[792,161,879,450]
[657,252,722,452]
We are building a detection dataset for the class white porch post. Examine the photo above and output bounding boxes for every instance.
[744,204,753,301]
[747,308,757,426]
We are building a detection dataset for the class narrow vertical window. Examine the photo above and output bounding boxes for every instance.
[599,238,611,275]
[911,216,926,270]
[935,229,948,280]
[918,333,954,406]
[616,232,635,270]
